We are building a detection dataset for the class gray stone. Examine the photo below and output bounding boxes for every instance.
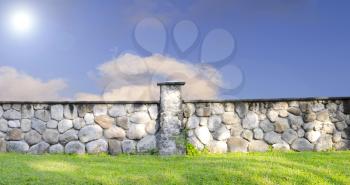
[35,110,50,122]
[297,128,305,137]
[47,120,58,129]
[213,125,230,141]
[6,141,29,153]
[253,128,264,140]
[242,112,259,129]
[211,103,225,115]
[333,132,342,143]
[188,136,204,150]
[235,103,249,119]
[84,113,95,125]
[116,116,128,129]
[279,110,289,118]
[291,138,314,151]
[79,125,103,143]
[77,104,93,117]
[20,119,31,132]
[59,129,78,144]
[199,117,208,126]
[8,120,20,128]
[43,129,59,144]
[50,105,64,121]
[288,114,304,130]
[264,131,282,144]
[28,142,49,154]
[108,105,127,117]
[224,103,235,112]
[287,107,301,116]
[65,141,85,154]
[127,104,148,113]
[303,112,316,123]
[186,116,199,129]
[24,130,42,145]
[129,112,151,124]
[0,119,8,132]
[183,103,195,118]
[272,142,290,151]
[0,138,6,152]
[0,106,3,118]
[126,123,146,140]
[86,139,108,154]
[334,140,350,150]
[208,115,223,131]
[302,122,315,131]
[208,140,227,153]
[145,120,157,135]
[72,118,85,130]
[259,119,274,132]
[222,112,240,125]
[148,105,158,120]
[194,126,212,145]
[274,118,290,133]
[31,118,46,134]
[282,129,298,144]
[58,119,73,133]
[2,104,11,110]
[312,102,324,112]
[21,105,34,119]
[195,104,211,117]
[317,111,329,122]
[108,139,122,155]
[335,122,347,131]
[227,137,249,152]
[248,140,269,152]
[64,104,77,119]
[242,130,253,141]
[93,104,107,116]
[267,110,278,122]
[315,134,333,151]
[49,144,64,154]
[326,102,338,113]
[323,122,335,134]
[104,125,125,139]
[137,135,156,153]
[230,123,243,137]
[305,130,321,143]
[12,104,21,111]
[33,104,48,110]
[0,132,5,138]
[122,139,136,153]
[3,109,21,120]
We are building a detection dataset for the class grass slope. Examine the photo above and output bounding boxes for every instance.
[0,152,349,185]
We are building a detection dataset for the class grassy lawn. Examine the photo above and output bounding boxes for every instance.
[0,152,349,185]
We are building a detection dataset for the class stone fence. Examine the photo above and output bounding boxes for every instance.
[0,82,349,155]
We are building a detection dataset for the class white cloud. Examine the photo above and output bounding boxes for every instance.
[75,53,222,101]
[0,66,67,101]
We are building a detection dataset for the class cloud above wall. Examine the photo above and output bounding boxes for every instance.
[0,66,67,101]
[75,53,222,101]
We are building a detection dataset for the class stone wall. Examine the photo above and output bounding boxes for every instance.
[184,100,350,153]
[0,82,349,155]
[0,103,159,154]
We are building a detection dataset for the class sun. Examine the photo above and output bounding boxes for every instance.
[8,8,35,34]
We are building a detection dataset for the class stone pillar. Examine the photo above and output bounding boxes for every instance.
[157,81,186,155]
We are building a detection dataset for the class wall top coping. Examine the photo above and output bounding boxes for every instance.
[157,81,185,86]
[0,96,349,105]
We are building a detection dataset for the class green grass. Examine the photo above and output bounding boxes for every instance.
[0,152,349,185]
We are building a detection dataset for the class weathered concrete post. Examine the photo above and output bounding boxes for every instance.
[157,81,186,155]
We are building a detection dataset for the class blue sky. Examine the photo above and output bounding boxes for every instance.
[0,0,349,100]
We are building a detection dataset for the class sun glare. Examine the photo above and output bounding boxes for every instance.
[8,8,35,34]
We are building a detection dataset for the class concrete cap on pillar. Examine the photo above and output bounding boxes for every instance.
[157,81,185,86]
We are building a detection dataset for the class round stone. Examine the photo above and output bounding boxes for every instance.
[86,139,108,154]
[65,141,85,154]
[104,126,125,139]
[43,129,59,144]
[78,125,103,143]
